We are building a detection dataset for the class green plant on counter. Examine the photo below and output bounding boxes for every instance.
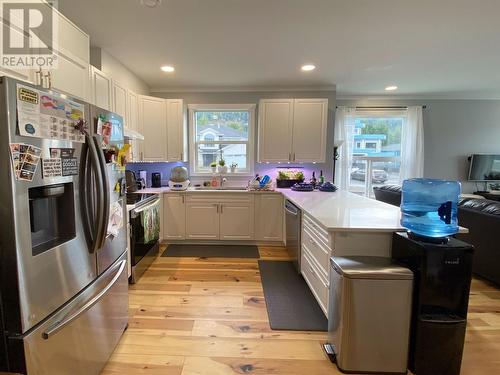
[210,161,217,167]
[277,170,305,180]
[218,159,226,166]
[278,171,288,180]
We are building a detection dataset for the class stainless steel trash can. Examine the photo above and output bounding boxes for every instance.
[326,256,413,374]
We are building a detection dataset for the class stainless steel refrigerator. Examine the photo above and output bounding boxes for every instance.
[0,77,128,374]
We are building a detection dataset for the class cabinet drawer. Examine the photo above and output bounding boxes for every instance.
[302,225,330,277]
[303,213,332,247]
[301,248,328,315]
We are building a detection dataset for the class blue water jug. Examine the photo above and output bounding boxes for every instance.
[401,178,460,238]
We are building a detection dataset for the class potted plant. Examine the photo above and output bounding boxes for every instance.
[276,169,305,188]
[230,162,238,173]
[218,158,227,174]
[210,161,217,173]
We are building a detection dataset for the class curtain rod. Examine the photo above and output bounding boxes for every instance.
[335,105,427,109]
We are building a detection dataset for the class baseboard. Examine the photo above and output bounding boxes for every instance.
[161,239,285,247]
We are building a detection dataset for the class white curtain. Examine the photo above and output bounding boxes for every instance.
[334,107,356,190]
[400,106,424,182]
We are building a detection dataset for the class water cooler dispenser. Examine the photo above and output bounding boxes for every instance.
[392,179,474,375]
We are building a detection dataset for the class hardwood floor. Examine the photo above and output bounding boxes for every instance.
[101,246,500,375]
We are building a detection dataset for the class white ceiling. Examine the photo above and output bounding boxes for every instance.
[59,0,500,98]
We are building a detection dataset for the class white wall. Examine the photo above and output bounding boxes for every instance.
[95,49,149,95]
[337,98,500,193]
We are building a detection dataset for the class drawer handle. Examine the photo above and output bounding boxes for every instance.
[309,266,315,275]
[309,238,317,246]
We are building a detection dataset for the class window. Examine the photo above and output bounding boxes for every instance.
[349,113,405,197]
[189,104,255,174]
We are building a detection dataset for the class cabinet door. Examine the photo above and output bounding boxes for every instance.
[112,80,127,123]
[138,95,167,161]
[163,194,186,240]
[0,16,35,83]
[127,90,140,162]
[258,99,293,162]
[90,67,112,110]
[219,202,254,240]
[49,50,90,101]
[255,194,283,241]
[185,202,219,240]
[166,99,186,162]
[292,98,328,162]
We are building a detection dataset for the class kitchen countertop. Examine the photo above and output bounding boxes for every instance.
[279,188,403,232]
[279,188,468,234]
[129,186,467,234]
[132,186,280,194]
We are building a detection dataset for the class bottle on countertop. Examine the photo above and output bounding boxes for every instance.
[319,170,325,185]
[310,171,317,188]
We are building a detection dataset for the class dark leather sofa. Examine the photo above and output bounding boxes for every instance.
[373,185,500,286]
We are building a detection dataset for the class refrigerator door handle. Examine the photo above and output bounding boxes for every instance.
[81,133,104,253]
[41,259,127,340]
[79,141,94,248]
[92,135,109,251]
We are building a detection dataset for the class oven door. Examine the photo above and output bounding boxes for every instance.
[129,197,160,281]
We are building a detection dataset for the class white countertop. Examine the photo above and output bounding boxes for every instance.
[132,186,280,194]
[278,188,403,232]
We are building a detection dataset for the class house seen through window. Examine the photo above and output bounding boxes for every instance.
[350,114,404,196]
[189,105,255,174]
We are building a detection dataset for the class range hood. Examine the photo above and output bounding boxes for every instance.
[124,127,144,140]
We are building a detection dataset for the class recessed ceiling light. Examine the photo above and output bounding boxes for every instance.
[385,85,398,91]
[161,65,175,73]
[301,64,316,71]
[140,0,162,8]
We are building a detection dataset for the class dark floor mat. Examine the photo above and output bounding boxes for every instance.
[162,244,260,258]
[258,260,328,331]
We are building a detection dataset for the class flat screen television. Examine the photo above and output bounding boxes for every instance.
[468,154,500,181]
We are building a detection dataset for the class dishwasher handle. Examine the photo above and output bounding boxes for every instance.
[284,201,300,216]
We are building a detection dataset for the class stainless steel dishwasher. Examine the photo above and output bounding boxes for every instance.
[285,199,301,272]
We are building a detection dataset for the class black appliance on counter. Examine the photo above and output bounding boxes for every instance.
[151,172,162,188]
[392,232,474,375]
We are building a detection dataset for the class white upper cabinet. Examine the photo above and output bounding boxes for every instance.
[258,98,328,163]
[126,90,140,162]
[127,90,139,131]
[90,66,112,110]
[45,7,90,101]
[292,98,328,162]
[138,95,167,161]
[166,99,187,162]
[137,96,187,162]
[112,80,127,123]
[258,99,294,162]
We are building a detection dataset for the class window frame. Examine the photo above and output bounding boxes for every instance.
[188,103,256,176]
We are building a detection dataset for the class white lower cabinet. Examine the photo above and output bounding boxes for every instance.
[219,202,254,240]
[255,194,283,241]
[165,193,276,242]
[163,194,186,240]
[185,201,220,240]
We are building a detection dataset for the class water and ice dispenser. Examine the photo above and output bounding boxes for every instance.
[393,178,474,375]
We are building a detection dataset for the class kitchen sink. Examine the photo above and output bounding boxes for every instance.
[194,186,248,191]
